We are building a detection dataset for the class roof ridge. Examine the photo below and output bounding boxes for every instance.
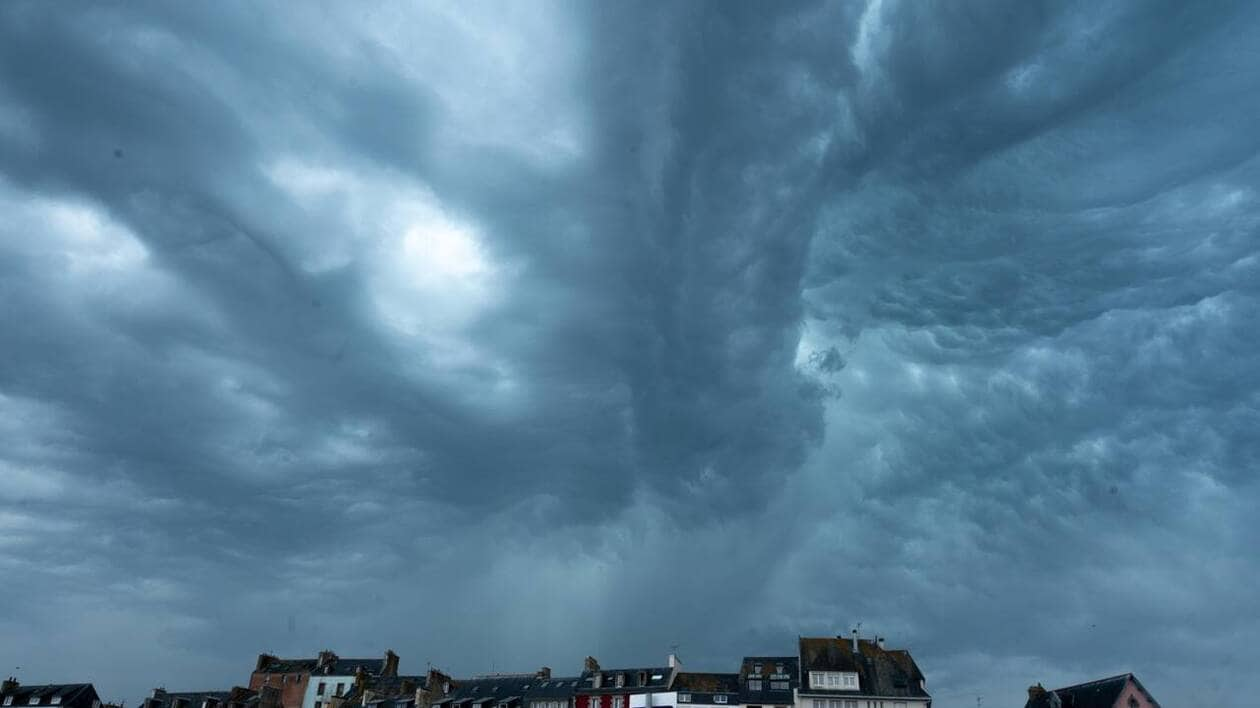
[1054,673,1132,690]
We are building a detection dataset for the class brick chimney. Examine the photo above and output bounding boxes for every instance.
[318,651,340,673]
[3,678,19,695]
[584,657,600,673]
[535,668,551,681]
[256,655,278,673]
[383,651,400,678]
[1027,684,1046,701]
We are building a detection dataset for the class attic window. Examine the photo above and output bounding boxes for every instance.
[677,696,690,704]
[752,664,763,674]
[29,698,39,706]
[713,698,728,705]
[650,676,663,682]
[4,697,13,707]
[52,699,62,706]
[775,665,784,675]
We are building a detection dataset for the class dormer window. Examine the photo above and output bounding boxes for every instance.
[4,697,13,707]
[614,675,624,689]
[51,699,61,706]
[808,673,858,691]
[29,698,40,706]
[713,698,728,705]
[753,664,763,674]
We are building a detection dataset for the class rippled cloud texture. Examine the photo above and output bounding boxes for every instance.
[2,2,1258,706]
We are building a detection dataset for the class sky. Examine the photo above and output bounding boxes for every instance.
[1,1,1258,706]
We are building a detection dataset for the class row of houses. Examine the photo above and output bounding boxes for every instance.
[2,633,1160,708]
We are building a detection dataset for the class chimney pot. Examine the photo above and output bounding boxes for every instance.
[384,651,400,678]
[3,679,19,695]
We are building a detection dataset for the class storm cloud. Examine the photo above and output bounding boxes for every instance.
[1,1,1258,707]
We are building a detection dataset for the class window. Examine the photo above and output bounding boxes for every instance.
[318,684,326,697]
[775,665,785,675]
[337,685,345,697]
[3,697,13,707]
[51,700,61,706]
[894,703,906,708]
[753,664,763,674]
[714,699,728,705]
[1127,700,1138,708]
[29,698,39,706]
[843,676,856,689]
[679,696,691,704]
[770,682,788,691]
[845,703,857,708]
[315,703,322,708]
[813,700,826,708]
[747,681,762,692]
[612,698,624,708]
[615,675,625,689]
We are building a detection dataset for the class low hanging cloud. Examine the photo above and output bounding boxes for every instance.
[1,2,1258,707]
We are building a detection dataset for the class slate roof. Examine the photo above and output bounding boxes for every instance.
[338,676,426,704]
[2,684,100,708]
[671,674,739,706]
[147,692,231,708]
[258,660,388,677]
[1051,674,1158,708]
[797,637,928,700]
[521,679,580,702]
[440,677,538,708]
[737,657,799,706]
[576,668,672,694]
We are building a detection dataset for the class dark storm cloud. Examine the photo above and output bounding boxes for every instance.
[1,2,1258,708]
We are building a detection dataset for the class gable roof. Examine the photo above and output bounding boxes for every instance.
[1052,674,1159,708]
[798,637,928,700]
[2,684,100,708]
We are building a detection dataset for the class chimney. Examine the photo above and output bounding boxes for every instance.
[876,637,885,650]
[850,629,859,653]
[3,679,19,695]
[354,666,368,694]
[426,669,453,699]
[150,691,167,702]
[319,651,340,673]
[584,657,600,673]
[667,654,680,670]
[257,655,278,673]
[1027,684,1047,703]
[384,651,400,678]
[535,668,551,681]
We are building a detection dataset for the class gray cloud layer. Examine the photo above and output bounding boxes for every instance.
[1,2,1257,707]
